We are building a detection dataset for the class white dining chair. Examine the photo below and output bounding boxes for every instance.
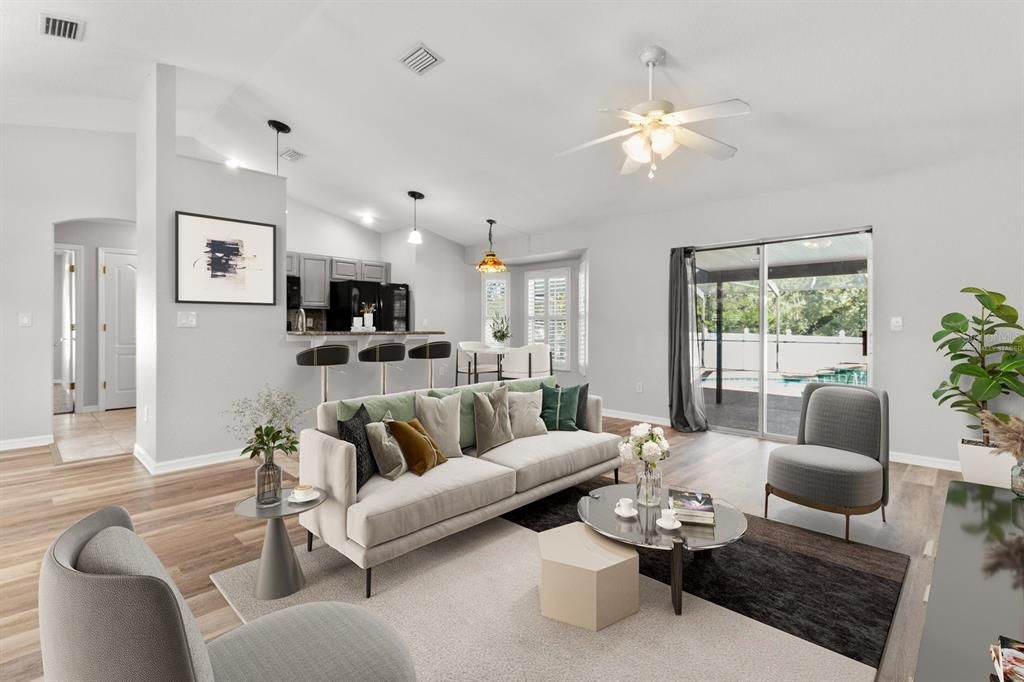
[456,341,500,385]
[498,343,552,380]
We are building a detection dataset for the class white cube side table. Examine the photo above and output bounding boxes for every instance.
[538,521,639,631]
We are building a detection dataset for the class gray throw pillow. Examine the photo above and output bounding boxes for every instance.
[473,385,514,455]
[365,411,407,480]
[77,526,214,680]
[507,389,548,439]
[415,392,462,459]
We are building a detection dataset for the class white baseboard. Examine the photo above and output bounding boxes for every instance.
[0,433,54,452]
[75,405,100,413]
[890,450,961,472]
[134,444,238,475]
[603,409,671,426]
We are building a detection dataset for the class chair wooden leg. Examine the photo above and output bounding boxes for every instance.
[365,567,372,599]
[881,505,886,523]
[306,530,313,553]
[844,515,850,542]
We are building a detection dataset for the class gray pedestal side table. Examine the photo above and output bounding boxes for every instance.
[235,487,326,600]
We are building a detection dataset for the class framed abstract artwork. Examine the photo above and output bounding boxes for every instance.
[175,211,277,305]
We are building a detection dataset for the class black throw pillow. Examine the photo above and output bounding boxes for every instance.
[338,404,377,490]
[575,383,590,431]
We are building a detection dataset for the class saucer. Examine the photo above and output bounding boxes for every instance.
[288,492,318,504]
[614,505,639,519]
[656,517,682,530]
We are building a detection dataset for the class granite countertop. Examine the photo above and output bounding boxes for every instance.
[286,330,446,336]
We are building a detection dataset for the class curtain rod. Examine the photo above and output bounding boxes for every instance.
[679,226,872,255]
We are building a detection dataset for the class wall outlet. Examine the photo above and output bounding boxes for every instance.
[17,312,32,327]
[890,316,903,332]
[635,382,644,393]
[177,311,198,328]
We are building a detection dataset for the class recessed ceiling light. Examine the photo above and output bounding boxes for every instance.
[225,158,241,169]
[359,213,375,226]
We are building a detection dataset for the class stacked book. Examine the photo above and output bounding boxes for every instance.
[669,490,716,526]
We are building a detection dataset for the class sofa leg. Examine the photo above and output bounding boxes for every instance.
[306,530,313,553]
[614,468,619,484]
[763,484,770,518]
[844,515,850,542]
[881,505,886,523]
[365,567,372,599]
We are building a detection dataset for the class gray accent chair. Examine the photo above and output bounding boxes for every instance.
[765,383,889,541]
[38,506,417,682]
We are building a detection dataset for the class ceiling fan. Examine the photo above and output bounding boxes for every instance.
[557,45,751,178]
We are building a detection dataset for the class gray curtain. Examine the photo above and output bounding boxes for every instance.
[669,247,707,431]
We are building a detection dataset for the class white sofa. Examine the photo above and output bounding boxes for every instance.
[298,381,621,596]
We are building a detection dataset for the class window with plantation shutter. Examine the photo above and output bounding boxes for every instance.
[481,273,510,344]
[578,255,589,376]
[526,267,571,371]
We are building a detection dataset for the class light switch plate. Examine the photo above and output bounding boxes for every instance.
[17,312,32,327]
[890,316,903,332]
[177,311,198,328]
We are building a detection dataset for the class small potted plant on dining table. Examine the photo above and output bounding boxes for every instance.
[227,386,304,507]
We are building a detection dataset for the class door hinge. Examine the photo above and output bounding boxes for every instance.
[102,265,107,274]
[102,323,107,332]
[102,381,107,389]
[69,382,75,390]
[68,264,75,273]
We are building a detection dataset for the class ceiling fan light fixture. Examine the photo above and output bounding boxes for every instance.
[476,219,506,273]
[623,133,651,163]
[650,127,676,156]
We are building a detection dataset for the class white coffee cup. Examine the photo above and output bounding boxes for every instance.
[617,498,634,514]
[661,508,677,523]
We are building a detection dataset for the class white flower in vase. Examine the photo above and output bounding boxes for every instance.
[618,441,636,463]
[641,440,663,465]
[630,423,652,438]
[653,426,665,437]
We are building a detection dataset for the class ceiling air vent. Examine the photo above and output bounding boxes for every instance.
[279,148,306,163]
[400,43,443,75]
[40,13,84,41]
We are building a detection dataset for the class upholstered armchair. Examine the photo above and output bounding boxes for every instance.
[38,506,416,682]
[765,383,889,541]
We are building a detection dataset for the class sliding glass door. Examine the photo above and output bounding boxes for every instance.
[693,231,871,439]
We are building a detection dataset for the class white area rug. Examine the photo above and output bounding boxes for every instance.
[211,518,874,681]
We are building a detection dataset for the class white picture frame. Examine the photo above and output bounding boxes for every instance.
[175,211,276,305]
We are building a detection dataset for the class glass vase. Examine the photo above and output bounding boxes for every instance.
[1012,462,1024,499]
[255,458,282,508]
[636,463,663,507]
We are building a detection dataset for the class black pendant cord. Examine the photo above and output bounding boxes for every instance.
[487,219,496,249]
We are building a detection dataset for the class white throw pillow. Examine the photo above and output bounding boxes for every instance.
[507,389,548,439]
[414,392,462,459]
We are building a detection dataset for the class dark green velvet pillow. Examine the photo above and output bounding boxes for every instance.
[540,384,580,432]
[575,383,589,431]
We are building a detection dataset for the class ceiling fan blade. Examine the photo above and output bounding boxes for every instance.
[600,108,648,124]
[620,157,644,175]
[671,127,738,160]
[556,128,636,157]
[658,141,681,159]
[661,99,751,126]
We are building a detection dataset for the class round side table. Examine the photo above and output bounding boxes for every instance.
[234,487,326,600]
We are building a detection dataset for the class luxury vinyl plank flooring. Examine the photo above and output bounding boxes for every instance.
[0,419,957,681]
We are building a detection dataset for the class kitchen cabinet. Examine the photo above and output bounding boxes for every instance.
[331,257,360,281]
[299,254,331,308]
[285,252,299,276]
[360,260,390,283]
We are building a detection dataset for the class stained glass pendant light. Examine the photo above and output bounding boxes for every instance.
[475,219,506,273]
[407,191,424,245]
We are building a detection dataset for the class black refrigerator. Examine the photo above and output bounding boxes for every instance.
[379,283,410,332]
[326,280,410,332]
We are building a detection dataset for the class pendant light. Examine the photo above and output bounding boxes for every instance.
[476,219,506,273]
[267,119,291,176]
[407,191,424,245]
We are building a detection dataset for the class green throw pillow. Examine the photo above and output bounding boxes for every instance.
[337,393,416,424]
[503,376,557,393]
[429,383,497,450]
[540,384,580,432]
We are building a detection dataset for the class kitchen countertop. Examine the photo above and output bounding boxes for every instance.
[286,330,446,336]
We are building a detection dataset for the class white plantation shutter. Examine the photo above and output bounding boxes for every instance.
[481,274,509,344]
[526,268,571,371]
[578,255,589,376]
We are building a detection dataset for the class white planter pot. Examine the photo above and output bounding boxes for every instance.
[363,313,374,328]
[957,439,1016,488]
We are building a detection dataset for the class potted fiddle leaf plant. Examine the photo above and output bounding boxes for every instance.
[932,287,1024,488]
[227,386,305,507]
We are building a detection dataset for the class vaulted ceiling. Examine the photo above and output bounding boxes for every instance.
[2,1,1022,244]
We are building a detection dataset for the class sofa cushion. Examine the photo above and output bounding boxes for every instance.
[474,386,514,455]
[540,384,580,432]
[767,444,883,508]
[348,457,516,548]
[480,430,620,493]
[338,391,417,423]
[338,404,376,490]
[366,411,406,480]
[508,390,547,439]
[415,392,462,459]
[389,418,447,476]
[430,382,498,450]
[503,376,557,393]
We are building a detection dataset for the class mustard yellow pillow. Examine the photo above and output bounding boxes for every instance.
[388,418,447,476]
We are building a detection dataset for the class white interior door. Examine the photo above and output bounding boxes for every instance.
[100,249,137,410]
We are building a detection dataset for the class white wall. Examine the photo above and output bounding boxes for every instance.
[0,125,135,449]
[464,151,1024,463]
[53,219,136,408]
[286,199,381,261]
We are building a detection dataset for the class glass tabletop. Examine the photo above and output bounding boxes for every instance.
[577,484,748,552]
[235,487,326,520]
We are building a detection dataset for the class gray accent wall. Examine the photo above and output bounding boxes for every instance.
[54,219,136,408]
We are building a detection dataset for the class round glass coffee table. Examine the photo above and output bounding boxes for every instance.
[577,483,747,615]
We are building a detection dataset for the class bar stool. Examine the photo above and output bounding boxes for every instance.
[407,340,452,389]
[296,344,350,403]
[358,342,406,394]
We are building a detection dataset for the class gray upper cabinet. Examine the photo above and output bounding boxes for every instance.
[360,260,390,283]
[285,252,299,277]
[330,257,360,281]
[299,254,331,308]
